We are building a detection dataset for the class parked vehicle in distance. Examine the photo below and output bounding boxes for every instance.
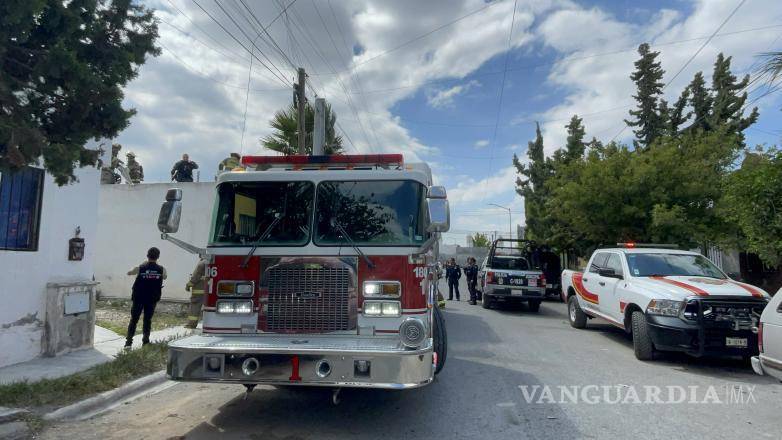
[752,287,782,382]
[561,244,770,361]
[479,239,546,312]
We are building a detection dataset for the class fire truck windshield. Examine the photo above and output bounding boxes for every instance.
[210,181,314,246]
[314,180,428,246]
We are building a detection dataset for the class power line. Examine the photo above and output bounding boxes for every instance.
[156,41,289,92]
[611,0,747,142]
[191,0,290,87]
[482,0,518,202]
[212,0,292,85]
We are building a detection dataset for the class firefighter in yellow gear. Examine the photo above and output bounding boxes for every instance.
[185,258,207,329]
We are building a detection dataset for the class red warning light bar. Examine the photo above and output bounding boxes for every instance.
[241,154,403,170]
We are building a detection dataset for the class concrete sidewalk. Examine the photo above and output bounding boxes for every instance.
[0,325,192,385]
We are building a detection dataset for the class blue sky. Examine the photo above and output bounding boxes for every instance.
[117,0,782,244]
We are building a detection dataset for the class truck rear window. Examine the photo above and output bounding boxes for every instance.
[490,257,530,271]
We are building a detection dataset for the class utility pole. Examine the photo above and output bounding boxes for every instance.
[313,98,326,155]
[488,203,512,243]
[296,67,306,154]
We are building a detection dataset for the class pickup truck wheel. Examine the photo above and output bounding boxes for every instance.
[433,306,447,375]
[631,311,656,361]
[568,296,587,329]
[527,300,541,313]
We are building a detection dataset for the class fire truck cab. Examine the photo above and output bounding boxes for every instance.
[157,154,449,390]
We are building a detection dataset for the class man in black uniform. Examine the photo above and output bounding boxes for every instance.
[464,257,479,305]
[125,247,167,347]
[445,257,462,301]
[171,153,199,182]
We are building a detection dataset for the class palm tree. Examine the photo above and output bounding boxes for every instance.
[758,51,782,87]
[261,102,344,155]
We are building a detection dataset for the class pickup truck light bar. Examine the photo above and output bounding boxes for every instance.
[613,242,679,249]
[241,154,404,170]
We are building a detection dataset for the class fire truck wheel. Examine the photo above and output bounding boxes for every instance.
[631,311,656,361]
[433,306,447,375]
[568,296,587,329]
[527,300,541,313]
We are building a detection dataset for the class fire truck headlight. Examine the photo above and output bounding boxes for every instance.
[400,318,426,348]
[217,301,235,314]
[235,283,254,295]
[646,299,683,317]
[216,300,253,314]
[363,300,400,316]
[364,301,383,316]
[363,281,401,297]
[233,300,253,314]
[381,301,400,317]
[217,281,254,297]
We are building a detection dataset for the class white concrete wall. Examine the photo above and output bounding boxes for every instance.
[94,183,215,301]
[0,166,100,368]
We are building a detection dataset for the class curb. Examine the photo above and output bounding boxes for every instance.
[43,370,168,422]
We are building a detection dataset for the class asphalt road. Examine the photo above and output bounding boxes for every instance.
[41,278,782,439]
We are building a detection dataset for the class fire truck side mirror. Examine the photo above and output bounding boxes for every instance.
[426,186,450,233]
[158,189,183,234]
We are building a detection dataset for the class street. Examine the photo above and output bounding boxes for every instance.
[41,277,782,440]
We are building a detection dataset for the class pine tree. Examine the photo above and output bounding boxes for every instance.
[625,43,666,149]
[513,123,550,241]
[687,72,712,131]
[564,115,586,162]
[709,53,758,142]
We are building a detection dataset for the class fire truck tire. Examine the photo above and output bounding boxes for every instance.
[631,311,656,360]
[433,306,447,375]
[568,296,587,329]
[527,300,541,312]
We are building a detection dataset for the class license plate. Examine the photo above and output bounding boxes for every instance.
[511,289,525,296]
[528,279,538,287]
[725,337,748,348]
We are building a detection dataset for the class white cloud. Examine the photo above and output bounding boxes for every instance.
[427,80,480,108]
[535,0,782,153]
[474,139,490,149]
[117,0,552,181]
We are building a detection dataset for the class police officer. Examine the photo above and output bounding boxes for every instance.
[464,256,479,305]
[126,152,144,184]
[445,257,462,301]
[218,153,242,173]
[125,247,167,347]
[171,153,199,182]
[185,257,207,329]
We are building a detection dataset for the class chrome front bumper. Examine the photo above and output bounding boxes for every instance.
[167,334,435,389]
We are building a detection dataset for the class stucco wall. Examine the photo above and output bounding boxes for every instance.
[94,182,215,301]
[0,166,100,368]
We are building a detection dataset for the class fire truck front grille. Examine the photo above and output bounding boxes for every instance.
[266,266,352,332]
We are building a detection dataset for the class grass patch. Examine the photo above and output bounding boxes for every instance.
[96,299,190,335]
[0,342,168,409]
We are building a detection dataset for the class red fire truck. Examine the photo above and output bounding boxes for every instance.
[156,154,450,396]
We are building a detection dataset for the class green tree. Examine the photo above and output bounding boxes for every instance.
[513,123,550,241]
[563,115,586,162]
[261,102,344,155]
[470,232,491,247]
[722,150,782,266]
[625,43,666,149]
[708,54,758,142]
[0,0,159,185]
[687,72,712,131]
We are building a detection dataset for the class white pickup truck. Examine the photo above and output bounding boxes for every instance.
[561,245,770,361]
